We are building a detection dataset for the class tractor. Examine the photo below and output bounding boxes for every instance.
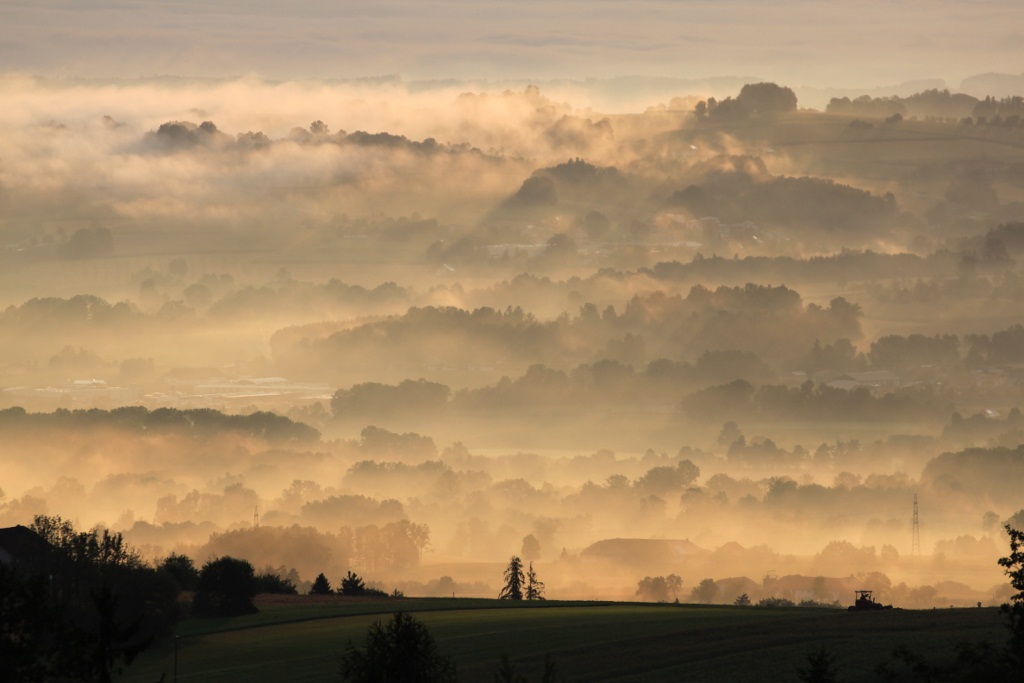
[848,589,892,611]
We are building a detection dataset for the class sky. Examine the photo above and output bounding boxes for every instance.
[2,0,1022,90]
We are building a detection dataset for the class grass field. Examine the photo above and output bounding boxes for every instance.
[116,596,1010,682]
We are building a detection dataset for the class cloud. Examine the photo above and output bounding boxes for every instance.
[0,1,1021,88]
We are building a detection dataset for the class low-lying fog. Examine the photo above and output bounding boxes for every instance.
[2,76,1023,608]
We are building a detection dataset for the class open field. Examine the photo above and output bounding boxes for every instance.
[117,597,1009,682]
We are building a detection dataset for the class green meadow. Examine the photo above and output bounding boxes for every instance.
[117,598,1009,682]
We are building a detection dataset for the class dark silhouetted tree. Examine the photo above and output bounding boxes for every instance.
[340,571,367,596]
[999,523,1024,663]
[499,556,525,600]
[340,611,456,682]
[310,572,334,595]
[15,515,179,682]
[158,552,199,591]
[255,569,297,594]
[734,593,751,606]
[796,644,840,683]
[192,556,258,616]
[526,562,545,600]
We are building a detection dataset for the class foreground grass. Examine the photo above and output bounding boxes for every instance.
[118,598,1008,682]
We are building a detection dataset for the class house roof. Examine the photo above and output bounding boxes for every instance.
[580,538,704,564]
[0,525,51,565]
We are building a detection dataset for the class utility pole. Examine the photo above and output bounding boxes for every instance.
[912,494,921,559]
[253,505,259,529]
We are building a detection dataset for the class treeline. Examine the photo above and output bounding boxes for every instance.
[206,279,409,319]
[668,157,900,236]
[646,249,958,285]
[690,83,798,122]
[275,284,862,382]
[6,429,1022,602]
[142,118,493,159]
[1,280,410,328]
[323,324,1024,424]
[825,88,1024,121]
[424,237,1014,314]
[681,380,947,423]
[1,516,180,682]
[0,405,320,445]
[6,224,1017,345]
[129,440,1024,585]
[137,520,431,580]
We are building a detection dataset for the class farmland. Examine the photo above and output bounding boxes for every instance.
[118,597,1008,682]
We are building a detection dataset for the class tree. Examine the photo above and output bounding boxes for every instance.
[255,569,298,595]
[11,516,179,682]
[525,562,545,601]
[340,611,456,682]
[734,593,751,606]
[635,460,700,496]
[708,97,749,122]
[499,556,525,600]
[192,556,258,616]
[340,571,367,596]
[717,421,742,446]
[635,576,665,602]
[310,572,334,595]
[736,82,798,115]
[521,534,541,561]
[691,578,719,604]
[635,575,681,603]
[158,553,199,591]
[665,574,683,602]
[998,523,1024,661]
[796,644,840,683]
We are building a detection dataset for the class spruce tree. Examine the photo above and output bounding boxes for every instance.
[498,556,525,600]
[309,572,333,595]
[525,562,545,600]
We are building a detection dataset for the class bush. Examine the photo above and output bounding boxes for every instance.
[757,597,796,608]
[256,571,298,595]
[340,612,456,682]
[193,556,258,616]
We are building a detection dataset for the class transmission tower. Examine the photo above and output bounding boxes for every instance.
[911,494,920,559]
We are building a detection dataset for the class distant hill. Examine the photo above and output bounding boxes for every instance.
[959,72,1024,99]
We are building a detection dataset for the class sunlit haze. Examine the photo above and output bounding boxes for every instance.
[2,0,1024,628]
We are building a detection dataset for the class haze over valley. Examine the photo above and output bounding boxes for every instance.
[2,9,1024,670]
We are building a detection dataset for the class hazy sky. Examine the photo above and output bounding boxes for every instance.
[2,1,1021,88]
